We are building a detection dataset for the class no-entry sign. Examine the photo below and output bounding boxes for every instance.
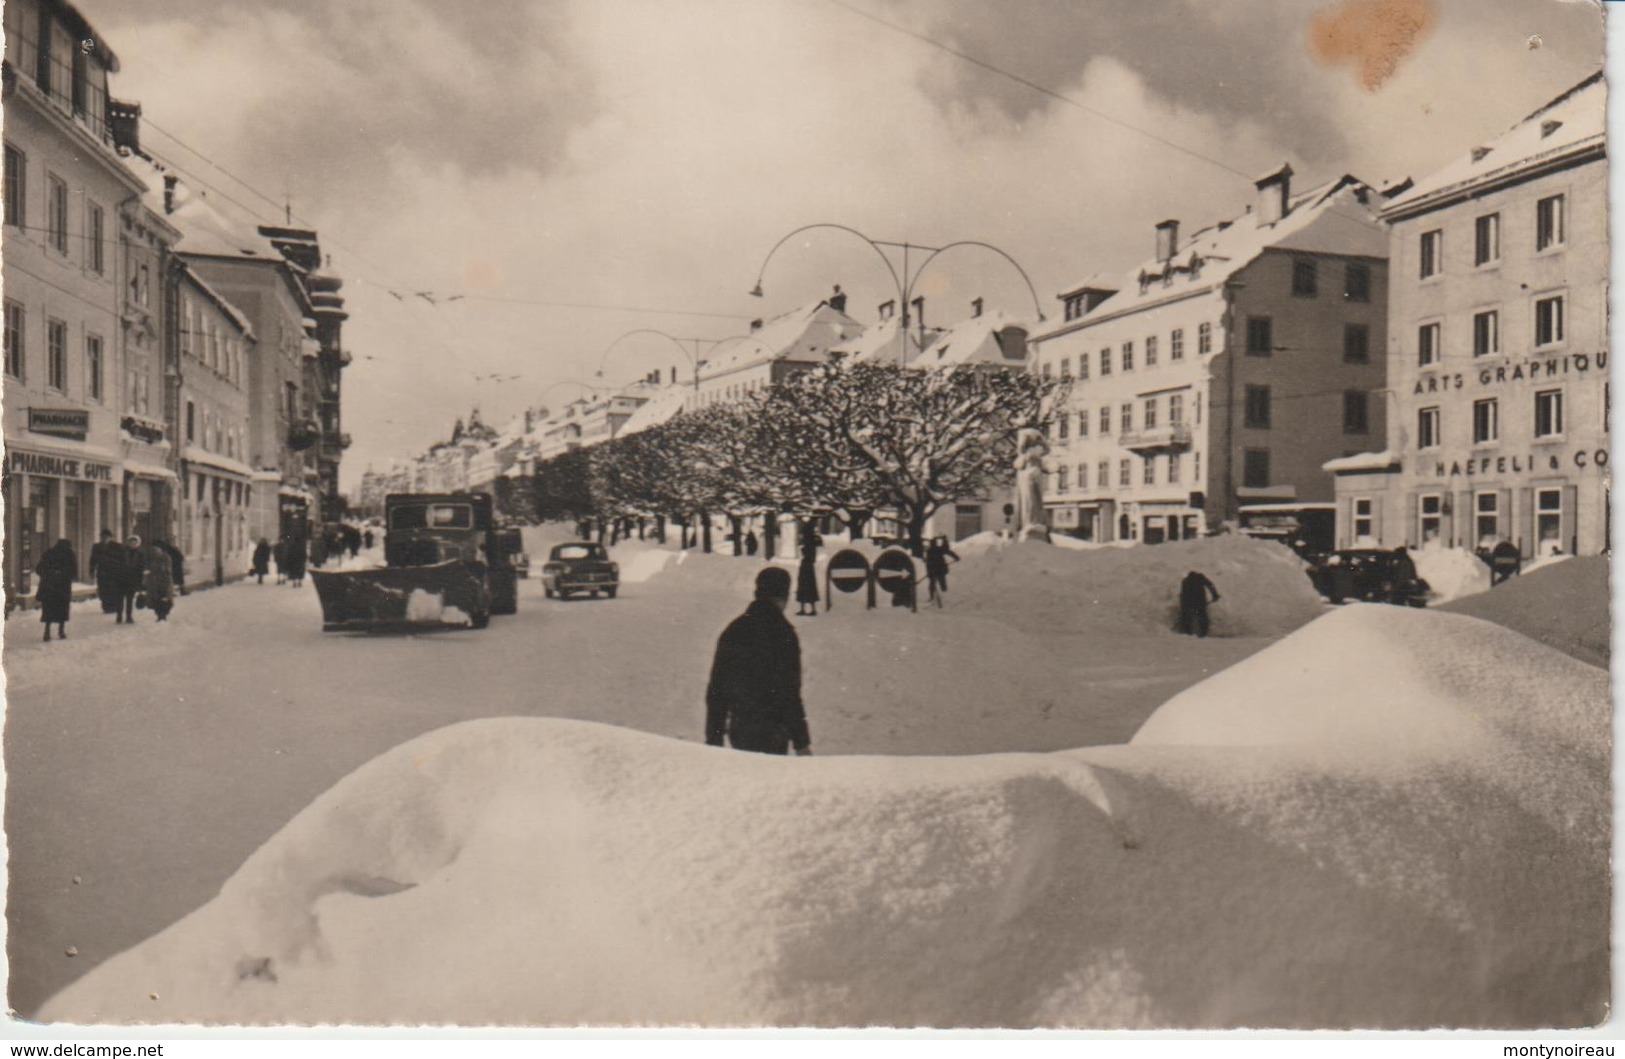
[873,549,918,613]
[825,548,873,610]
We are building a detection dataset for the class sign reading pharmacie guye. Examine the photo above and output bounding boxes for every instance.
[7,448,116,482]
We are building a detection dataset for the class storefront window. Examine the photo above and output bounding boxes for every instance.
[1353,498,1373,542]
[1475,492,1500,549]
[1537,489,1563,555]
[1419,494,1443,544]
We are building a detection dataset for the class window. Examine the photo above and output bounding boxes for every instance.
[1472,310,1499,357]
[1246,316,1272,356]
[1536,194,1565,251]
[1420,495,1443,544]
[1098,461,1110,491]
[86,333,102,401]
[1194,451,1201,483]
[1041,362,1052,380]
[1120,403,1133,433]
[1119,459,1131,487]
[1472,398,1499,444]
[1536,488,1563,554]
[1197,322,1212,355]
[1143,455,1156,485]
[48,173,68,255]
[1078,463,1089,490]
[1057,465,1069,491]
[1170,329,1184,360]
[1244,385,1271,429]
[1144,398,1158,430]
[87,200,104,274]
[1420,229,1442,278]
[4,144,24,227]
[46,318,66,390]
[286,381,299,421]
[186,401,196,442]
[1418,406,1441,449]
[1343,323,1369,363]
[1057,413,1069,441]
[1099,406,1110,435]
[1534,389,1563,437]
[1099,347,1111,376]
[1121,341,1134,371]
[1064,296,1084,322]
[4,300,23,379]
[1077,353,1088,380]
[1292,258,1318,297]
[1343,391,1368,434]
[1077,409,1089,437]
[1475,492,1500,547]
[1059,358,1072,381]
[1145,336,1158,366]
[1353,498,1374,541]
[1417,322,1441,367]
[1534,294,1565,347]
[1243,449,1270,489]
[1169,394,1184,426]
[1344,263,1371,303]
[1474,213,1500,266]
[1169,453,1181,484]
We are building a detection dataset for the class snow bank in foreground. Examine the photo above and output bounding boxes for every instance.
[42,606,1607,1029]
[1412,545,1490,604]
[1439,555,1609,669]
[950,535,1323,638]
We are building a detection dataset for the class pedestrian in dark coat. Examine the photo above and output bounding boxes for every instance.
[116,536,145,624]
[286,534,308,587]
[155,539,185,594]
[89,529,121,614]
[795,522,822,616]
[252,539,272,584]
[744,530,759,557]
[34,538,76,641]
[144,542,175,621]
[705,567,812,756]
[924,536,960,608]
[1178,570,1220,638]
[363,529,375,551]
[345,524,361,559]
[273,536,288,584]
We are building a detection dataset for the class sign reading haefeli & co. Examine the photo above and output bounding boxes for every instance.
[28,407,90,441]
[8,448,116,482]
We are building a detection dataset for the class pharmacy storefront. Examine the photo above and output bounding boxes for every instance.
[4,444,120,607]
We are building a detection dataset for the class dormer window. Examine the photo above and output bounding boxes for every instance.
[1063,294,1086,322]
[1541,119,1563,139]
[1470,146,1492,163]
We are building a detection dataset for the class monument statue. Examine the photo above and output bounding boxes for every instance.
[1012,427,1052,542]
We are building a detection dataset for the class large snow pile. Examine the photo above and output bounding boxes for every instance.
[948,535,1323,638]
[1439,555,1609,669]
[1412,545,1491,604]
[42,606,1607,1029]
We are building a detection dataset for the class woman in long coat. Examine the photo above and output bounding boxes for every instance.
[795,521,822,616]
[35,538,77,641]
[285,533,308,587]
[89,530,122,614]
[252,539,272,584]
[144,542,175,621]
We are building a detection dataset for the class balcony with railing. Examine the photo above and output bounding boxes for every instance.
[1119,423,1193,453]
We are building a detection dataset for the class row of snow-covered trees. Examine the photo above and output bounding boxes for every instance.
[512,360,1062,556]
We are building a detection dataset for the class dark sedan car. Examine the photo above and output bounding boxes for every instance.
[1308,549,1431,607]
[541,542,619,600]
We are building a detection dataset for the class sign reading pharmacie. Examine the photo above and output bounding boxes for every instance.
[8,447,116,482]
[28,407,89,441]
[1412,351,1606,395]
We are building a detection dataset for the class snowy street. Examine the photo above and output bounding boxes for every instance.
[3,533,1274,1018]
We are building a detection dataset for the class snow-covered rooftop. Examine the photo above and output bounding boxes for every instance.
[699,301,864,379]
[123,154,283,261]
[916,309,1031,370]
[829,315,931,366]
[1323,450,1400,474]
[1385,71,1604,214]
[616,386,688,437]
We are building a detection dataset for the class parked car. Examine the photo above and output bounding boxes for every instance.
[1307,548,1430,607]
[542,542,619,600]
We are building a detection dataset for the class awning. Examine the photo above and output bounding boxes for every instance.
[181,446,253,480]
[124,463,179,482]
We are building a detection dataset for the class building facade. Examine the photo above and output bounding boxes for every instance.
[1031,168,1391,543]
[1329,73,1608,558]
[1,0,150,603]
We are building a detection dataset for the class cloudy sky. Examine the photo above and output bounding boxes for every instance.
[87,0,1604,490]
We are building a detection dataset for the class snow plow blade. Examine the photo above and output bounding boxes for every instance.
[310,562,492,632]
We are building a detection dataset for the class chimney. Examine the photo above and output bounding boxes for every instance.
[878,299,896,322]
[971,297,984,318]
[911,297,925,344]
[163,175,178,214]
[827,284,847,313]
[1254,163,1293,227]
[1155,219,1180,262]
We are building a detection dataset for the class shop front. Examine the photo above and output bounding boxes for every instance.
[4,446,120,608]
[1403,445,1607,558]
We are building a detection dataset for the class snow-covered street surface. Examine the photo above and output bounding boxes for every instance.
[5,534,1281,1019]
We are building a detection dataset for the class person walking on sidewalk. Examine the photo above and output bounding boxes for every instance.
[144,541,176,621]
[252,539,272,584]
[795,521,822,617]
[924,536,960,608]
[34,538,76,641]
[89,529,121,616]
[115,536,145,624]
[705,567,813,757]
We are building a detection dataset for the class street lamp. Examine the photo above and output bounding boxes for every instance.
[747,222,1047,341]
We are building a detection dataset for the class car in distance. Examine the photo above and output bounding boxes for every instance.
[542,542,619,600]
[1307,548,1430,607]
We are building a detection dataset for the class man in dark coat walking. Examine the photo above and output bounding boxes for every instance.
[1178,570,1220,638]
[34,538,76,641]
[89,529,121,615]
[705,567,813,756]
[115,535,145,624]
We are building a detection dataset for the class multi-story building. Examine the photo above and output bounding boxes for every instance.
[120,163,181,550]
[174,261,255,584]
[1,0,153,603]
[1329,72,1607,558]
[1030,166,1391,543]
[689,298,864,410]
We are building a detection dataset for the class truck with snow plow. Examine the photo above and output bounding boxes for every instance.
[310,492,519,631]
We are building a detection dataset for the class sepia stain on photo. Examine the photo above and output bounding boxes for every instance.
[0,0,1611,1038]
